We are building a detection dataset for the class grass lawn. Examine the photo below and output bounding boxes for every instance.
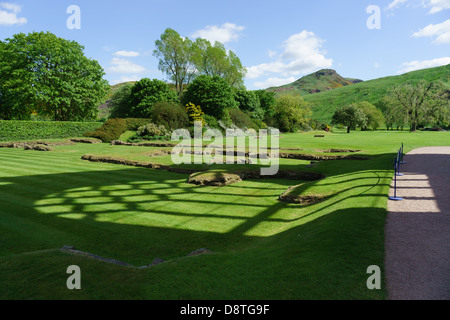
[0,129,449,300]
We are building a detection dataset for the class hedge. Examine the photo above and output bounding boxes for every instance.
[0,120,103,142]
[84,118,152,143]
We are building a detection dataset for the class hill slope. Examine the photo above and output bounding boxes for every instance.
[300,64,450,123]
[266,69,363,95]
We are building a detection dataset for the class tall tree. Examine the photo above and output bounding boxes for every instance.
[0,32,109,121]
[153,28,197,95]
[386,80,446,131]
[192,39,247,88]
[109,83,134,118]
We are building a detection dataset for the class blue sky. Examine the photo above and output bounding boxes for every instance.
[1,0,449,90]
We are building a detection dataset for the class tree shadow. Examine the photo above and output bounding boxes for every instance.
[1,149,393,266]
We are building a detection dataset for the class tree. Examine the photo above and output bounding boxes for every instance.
[109,83,133,118]
[233,89,264,120]
[331,104,367,133]
[153,28,197,95]
[386,80,447,131]
[422,84,450,128]
[271,95,312,132]
[127,78,179,118]
[192,38,247,88]
[254,90,276,113]
[353,101,385,130]
[182,75,237,119]
[379,95,409,130]
[0,32,109,121]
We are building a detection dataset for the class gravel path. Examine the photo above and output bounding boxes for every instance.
[385,147,450,300]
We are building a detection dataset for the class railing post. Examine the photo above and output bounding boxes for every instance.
[400,142,406,164]
[389,145,404,201]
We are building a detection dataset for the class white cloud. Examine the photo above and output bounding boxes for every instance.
[425,0,450,13]
[106,57,147,74]
[387,0,408,10]
[412,19,450,44]
[114,50,140,57]
[110,76,142,85]
[397,57,450,73]
[253,77,297,89]
[387,0,450,12]
[247,30,333,81]
[0,2,27,26]
[191,22,244,44]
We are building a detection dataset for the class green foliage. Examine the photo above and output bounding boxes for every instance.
[128,78,179,118]
[153,28,197,95]
[84,119,128,143]
[84,118,151,143]
[331,105,367,133]
[352,101,385,130]
[151,101,189,131]
[203,114,220,129]
[271,95,312,132]
[136,123,170,138]
[254,90,276,116]
[384,80,449,131]
[0,32,109,121]
[182,75,237,119]
[228,108,254,129]
[109,83,134,118]
[193,38,247,88]
[233,89,264,120]
[0,120,102,141]
[124,118,153,131]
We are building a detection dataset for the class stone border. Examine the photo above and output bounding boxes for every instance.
[81,154,325,181]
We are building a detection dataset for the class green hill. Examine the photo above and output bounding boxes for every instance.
[294,64,450,123]
[266,69,362,95]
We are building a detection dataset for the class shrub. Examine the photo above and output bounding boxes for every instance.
[151,101,189,131]
[136,123,170,138]
[84,118,128,143]
[203,114,219,129]
[0,120,102,141]
[84,118,153,143]
[228,108,253,129]
[185,102,206,126]
[124,118,152,130]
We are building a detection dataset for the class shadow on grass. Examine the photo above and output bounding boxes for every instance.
[0,151,395,299]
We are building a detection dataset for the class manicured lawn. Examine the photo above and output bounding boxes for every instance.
[0,129,448,299]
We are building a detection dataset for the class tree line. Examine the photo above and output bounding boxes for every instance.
[331,80,449,133]
[0,30,313,134]
[1,31,448,133]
